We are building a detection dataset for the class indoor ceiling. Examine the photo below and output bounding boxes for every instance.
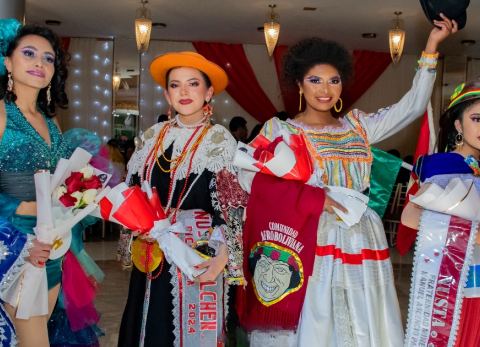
[25,0,480,60]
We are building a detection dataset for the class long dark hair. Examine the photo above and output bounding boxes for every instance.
[0,24,69,117]
[438,99,480,152]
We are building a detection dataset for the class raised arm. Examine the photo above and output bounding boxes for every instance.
[360,14,458,144]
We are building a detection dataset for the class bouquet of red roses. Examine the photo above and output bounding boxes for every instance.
[6,148,110,320]
[56,165,103,209]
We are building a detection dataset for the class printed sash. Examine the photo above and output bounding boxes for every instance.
[169,209,224,347]
[405,211,478,347]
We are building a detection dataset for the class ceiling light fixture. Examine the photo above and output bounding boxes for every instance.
[113,62,121,92]
[45,19,61,26]
[135,0,152,53]
[389,11,405,64]
[461,39,476,46]
[264,4,280,57]
[362,33,377,39]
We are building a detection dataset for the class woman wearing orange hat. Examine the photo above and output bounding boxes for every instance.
[117,52,247,347]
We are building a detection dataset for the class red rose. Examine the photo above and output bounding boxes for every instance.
[65,172,84,193]
[82,175,102,190]
[59,193,78,207]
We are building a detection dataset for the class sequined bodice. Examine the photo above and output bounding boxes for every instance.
[0,101,71,172]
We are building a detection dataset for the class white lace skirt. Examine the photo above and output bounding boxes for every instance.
[250,208,404,347]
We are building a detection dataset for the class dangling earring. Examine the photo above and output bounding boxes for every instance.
[167,105,173,120]
[334,97,343,113]
[7,72,13,92]
[46,84,51,105]
[298,90,303,111]
[202,102,213,118]
[455,132,464,147]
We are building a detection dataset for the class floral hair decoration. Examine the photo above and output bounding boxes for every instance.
[0,18,21,76]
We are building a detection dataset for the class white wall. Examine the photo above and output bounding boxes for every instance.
[58,38,114,142]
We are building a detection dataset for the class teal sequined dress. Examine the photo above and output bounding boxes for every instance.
[0,101,71,288]
[0,101,102,346]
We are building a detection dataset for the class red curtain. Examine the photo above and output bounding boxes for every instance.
[61,37,71,52]
[193,42,277,123]
[342,50,391,111]
[273,45,298,117]
[273,48,392,116]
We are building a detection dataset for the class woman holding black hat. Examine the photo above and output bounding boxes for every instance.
[118,52,247,347]
[236,14,457,347]
[402,80,480,347]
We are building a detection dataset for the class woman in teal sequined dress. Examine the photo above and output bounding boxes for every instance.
[0,20,102,346]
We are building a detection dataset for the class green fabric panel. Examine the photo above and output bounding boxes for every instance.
[368,147,404,217]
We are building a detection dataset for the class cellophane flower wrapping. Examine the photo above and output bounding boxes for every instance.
[97,183,207,279]
[9,148,110,319]
[233,133,314,183]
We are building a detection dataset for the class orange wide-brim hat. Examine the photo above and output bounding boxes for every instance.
[149,51,228,95]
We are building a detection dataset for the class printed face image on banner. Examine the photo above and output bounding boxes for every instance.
[249,242,304,306]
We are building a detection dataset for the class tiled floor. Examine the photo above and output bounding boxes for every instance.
[86,241,415,347]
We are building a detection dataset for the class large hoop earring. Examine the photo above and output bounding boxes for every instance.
[7,72,13,92]
[455,132,464,147]
[46,83,52,105]
[334,97,343,113]
[298,90,303,111]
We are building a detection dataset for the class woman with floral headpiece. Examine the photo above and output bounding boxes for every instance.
[117,51,247,347]
[0,19,102,346]
[402,80,480,347]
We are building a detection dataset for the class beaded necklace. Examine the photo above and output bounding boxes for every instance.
[143,120,211,221]
[140,120,209,280]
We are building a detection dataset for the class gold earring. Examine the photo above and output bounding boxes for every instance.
[46,84,51,105]
[298,90,303,111]
[202,103,213,118]
[7,72,13,92]
[455,132,464,147]
[334,97,343,113]
[167,105,173,120]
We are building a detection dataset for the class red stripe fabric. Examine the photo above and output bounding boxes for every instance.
[315,245,390,264]
[193,42,277,122]
[396,111,430,255]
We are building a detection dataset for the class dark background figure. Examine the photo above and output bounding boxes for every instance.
[387,149,401,158]
[157,114,168,123]
[387,148,412,185]
[397,154,414,184]
[274,110,289,121]
[229,116,248,142]
[247,123,264,143]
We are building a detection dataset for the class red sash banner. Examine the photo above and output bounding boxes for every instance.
[238,173,325,330]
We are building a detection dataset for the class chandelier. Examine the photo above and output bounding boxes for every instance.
[113,61,121,92]
[264,4,280,57]
[135,0,152,53]
[389,11,405,64]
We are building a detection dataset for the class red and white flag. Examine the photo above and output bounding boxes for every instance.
[396,101,436,255]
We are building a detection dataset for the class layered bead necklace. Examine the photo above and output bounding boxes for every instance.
[143,115,211,222]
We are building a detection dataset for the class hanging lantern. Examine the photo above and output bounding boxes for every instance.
[113,61,121,91]
[264,4,280,57]
[135,0,152,53]
[389,11,405,64]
